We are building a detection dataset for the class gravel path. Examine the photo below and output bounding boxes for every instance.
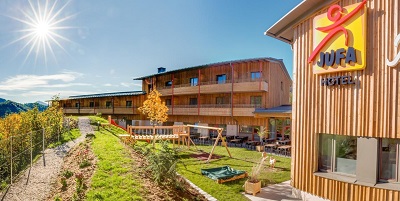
[2,117,93,201]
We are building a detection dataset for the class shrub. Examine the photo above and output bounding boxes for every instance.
[143,140,182,185]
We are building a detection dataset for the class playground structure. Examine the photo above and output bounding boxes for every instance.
[120,124,232,163]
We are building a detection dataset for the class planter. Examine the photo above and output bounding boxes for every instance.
[244,180,261,196]
[256,145,265,152]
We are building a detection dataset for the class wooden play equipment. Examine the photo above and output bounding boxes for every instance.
[186,124,232,163]
[122,125,197,149]
[120,124,231,162]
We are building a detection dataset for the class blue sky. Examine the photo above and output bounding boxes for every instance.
[0,0,301,103]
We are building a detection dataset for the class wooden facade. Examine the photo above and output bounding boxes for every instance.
[61,58,292,137]
[267,0,400,200]
[137,58,292,127]
[60,92,147,120]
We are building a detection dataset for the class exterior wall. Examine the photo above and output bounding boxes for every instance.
[60,94,146,119]
[291,0,400,200]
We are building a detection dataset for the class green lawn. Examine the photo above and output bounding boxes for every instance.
[85,127,144,201]
[177,144,291,201]
[48,128,81,148]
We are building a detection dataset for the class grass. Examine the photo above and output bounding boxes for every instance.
[176,144,291,201]
[134,141,291,201]
[85,126,144,201]
[47,128,81,148]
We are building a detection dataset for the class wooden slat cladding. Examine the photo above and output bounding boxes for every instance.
[291,0,400,200]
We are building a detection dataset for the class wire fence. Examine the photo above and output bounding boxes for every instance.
[0,126,68,195]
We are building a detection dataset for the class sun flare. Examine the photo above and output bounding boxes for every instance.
[7,0,76,66]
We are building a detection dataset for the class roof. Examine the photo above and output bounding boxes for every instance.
[253,105,292,118]
[264,0,333,44]
[67,91,146,100]
[133,57,291,81]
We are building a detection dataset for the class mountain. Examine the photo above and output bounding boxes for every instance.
[0,99,48,117]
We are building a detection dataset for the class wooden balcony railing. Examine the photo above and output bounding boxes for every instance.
[62,106,139,115]
[158,79,268,96]
[166,104,259,116]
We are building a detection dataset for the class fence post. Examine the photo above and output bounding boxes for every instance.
[30,132,33,168]
[10,136,13,185]
[42,128,45,167]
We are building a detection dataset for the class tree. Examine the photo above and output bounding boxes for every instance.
[138,89,168,125]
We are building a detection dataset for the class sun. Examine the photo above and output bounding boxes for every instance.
[6,0,76,66]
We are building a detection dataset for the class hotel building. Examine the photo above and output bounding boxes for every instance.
[60,58,292,138]
[266,0,400,200]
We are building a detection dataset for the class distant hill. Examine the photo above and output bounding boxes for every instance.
[0,99,48,117]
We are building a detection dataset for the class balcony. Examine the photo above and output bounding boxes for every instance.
[167,104,258,116]
[62,107,139,115]
[158,79,268,96]
[114,107,140,114]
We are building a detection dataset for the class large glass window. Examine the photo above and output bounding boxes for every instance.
[318,134,357,175]
[216,74,226,84]
[106,101,112,108]
[189,98,197,105]
[250,96,262,107]
[380,139,400,182]
[251,72,261,80]
[216,97,224,104]
[165,99,171,106]
[190,77,198,86]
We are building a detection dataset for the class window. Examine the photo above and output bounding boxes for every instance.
[216,74,226,84]
[216,97,224,104]
[190,77,198,86]
[75,102,80,108]
[126,101,132,108]
[250,96,262,107]
[239,125,260,134]
[89,102,94,107]
[148,84,152,92]
[380,139,400,182]
[251,72,261,80]
[106,101,112,108]
[189,98,197,105]
[281,81,283,91]
[165,81,172,87]
[165,99,171,106]
[318,134,357,175]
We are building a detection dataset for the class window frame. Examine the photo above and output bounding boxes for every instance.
[126,101,132,108]
[379,139,400,183]
[250,96,262,107]
[190,77,198,86]
[89,102,94,108]
[189,98,198,105]
[106,101,112,108]
[165,81,172,87]
[251,71,261,80]
[216,74,226,84]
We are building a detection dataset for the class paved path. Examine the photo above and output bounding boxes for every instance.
[244,180,328,201]
[2,117,93,201]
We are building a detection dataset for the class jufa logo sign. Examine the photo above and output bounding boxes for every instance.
[309,0,367,74]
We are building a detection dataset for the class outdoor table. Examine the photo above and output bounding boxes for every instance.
[277,145,291,156]
[199,136,209,144]
[265,144,278,153]
[278,140,291,145]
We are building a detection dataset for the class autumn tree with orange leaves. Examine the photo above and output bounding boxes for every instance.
[138,89,168,125]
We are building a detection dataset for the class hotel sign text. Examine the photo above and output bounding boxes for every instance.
[309,0,367,74]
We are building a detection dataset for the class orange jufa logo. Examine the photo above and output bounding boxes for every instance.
[309,0,367,74]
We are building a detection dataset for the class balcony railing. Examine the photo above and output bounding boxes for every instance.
[158,78,267,90]
[62,106,139,114]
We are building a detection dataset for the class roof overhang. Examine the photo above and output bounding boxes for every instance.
[264,0,335,44]
[253,105,292,118]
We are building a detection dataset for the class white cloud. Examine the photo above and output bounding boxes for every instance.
[120,82,141,88]
[0,71,86,91]
[103,83,113,87]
